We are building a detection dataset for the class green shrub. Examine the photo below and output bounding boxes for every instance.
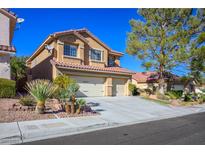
[198,94,205,104]
[184,93,193,102]
[54,75,75,89]
[0,78,16,98]
[166,90,183,99]
[53,75,77,100]
[19,95,36,106]
[128,83,139,96]
[76,99,86,107]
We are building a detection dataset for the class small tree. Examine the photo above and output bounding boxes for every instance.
[67,82,80,114]
[10,56,28,91]
[126,9,204,94]
[11,56,27,81]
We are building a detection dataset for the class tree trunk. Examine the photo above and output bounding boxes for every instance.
[35,101,45,114]
[158,65,165,94]
[71,96,75,114]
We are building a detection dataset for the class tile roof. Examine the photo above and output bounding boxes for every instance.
[0,45,16,53]
[54,28,123,55]
[50,58,135,75]
[132,72,158,83]
[132,71,182,83]
[0,8,17,18]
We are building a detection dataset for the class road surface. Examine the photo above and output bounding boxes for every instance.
[22,112,205,145]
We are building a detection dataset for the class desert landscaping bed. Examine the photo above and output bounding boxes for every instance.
[141,94,205,107]
[0,99,98,123]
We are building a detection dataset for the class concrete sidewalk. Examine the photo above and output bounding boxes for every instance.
[1,96,205,144]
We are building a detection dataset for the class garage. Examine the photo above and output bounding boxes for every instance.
[112,79,126,96]
[71,76,105,97]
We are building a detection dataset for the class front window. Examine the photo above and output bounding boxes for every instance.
[64,44,77,57]
[90,49,102,61]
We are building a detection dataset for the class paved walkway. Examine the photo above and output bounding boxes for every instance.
[1,96,205,144]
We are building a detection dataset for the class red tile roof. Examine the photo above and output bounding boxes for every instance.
[132,72,158,83]
[0,45,16,53]
[50,58,135,75]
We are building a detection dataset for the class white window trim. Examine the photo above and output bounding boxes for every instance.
[89,48,103,62]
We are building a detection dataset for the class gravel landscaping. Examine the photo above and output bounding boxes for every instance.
[0,99,98,123]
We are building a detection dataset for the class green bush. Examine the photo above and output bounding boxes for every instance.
[19,95,36,106]
[128,83,139,95]
[0,78,16,98]
[166,90,183,99]
[76,99,86,107]
[184,93,193,102]
[198,94,205,104]
[54,75,75,89]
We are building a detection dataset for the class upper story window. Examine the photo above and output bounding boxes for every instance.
[90,49,102,61]
[108,56,115,67]
[64,44,77,57]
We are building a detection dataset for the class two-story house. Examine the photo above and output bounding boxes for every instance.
[26,28,135,97]
[0,8,17,79]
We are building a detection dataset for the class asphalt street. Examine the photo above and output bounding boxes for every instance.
[22,112,205,145]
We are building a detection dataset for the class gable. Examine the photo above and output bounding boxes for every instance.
[79,32,108,51]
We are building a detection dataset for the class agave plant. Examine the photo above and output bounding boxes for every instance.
[76,99,86,114]
[25,79,57,114]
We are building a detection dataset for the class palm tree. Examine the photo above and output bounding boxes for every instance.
[67,82,80,114]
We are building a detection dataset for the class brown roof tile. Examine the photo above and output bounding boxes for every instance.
[51,58,135,75]
[0,45,16,53]
[132,72,158,83]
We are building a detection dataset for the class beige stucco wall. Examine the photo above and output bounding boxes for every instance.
[80,32,109,67]
[57,33,110,67]
[0,54,11,79]
[57,34,85,64]
[0,13,10,46]
[30,41,56,80]
[132,79,149,89]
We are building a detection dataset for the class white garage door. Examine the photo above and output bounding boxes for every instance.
[71,76,105,97]
[113,79,126,96]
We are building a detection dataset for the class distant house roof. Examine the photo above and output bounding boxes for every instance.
[0,45,16,53]
[132,71,181,83]
[27,28,123,63]
[132,72,158,83]
[50,58,135,75]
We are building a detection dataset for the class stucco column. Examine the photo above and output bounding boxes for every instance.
[105,77,113,96]
[52,65,58,80]
[125,78,131,96]
[79,43,84,65]
[57,40,64,62]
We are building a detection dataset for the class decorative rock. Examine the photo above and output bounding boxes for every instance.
[170,100,180,106]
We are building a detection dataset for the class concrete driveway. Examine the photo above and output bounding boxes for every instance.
[84,96,205,125]
[2,96,205,144]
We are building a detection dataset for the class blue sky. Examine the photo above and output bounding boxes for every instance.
[11,8,147,72]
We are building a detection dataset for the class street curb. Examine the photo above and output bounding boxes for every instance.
[19,110,205,144]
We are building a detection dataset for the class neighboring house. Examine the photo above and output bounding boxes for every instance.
[132,71,184,91]
[26,28,134,97]
[0,8,17,79]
